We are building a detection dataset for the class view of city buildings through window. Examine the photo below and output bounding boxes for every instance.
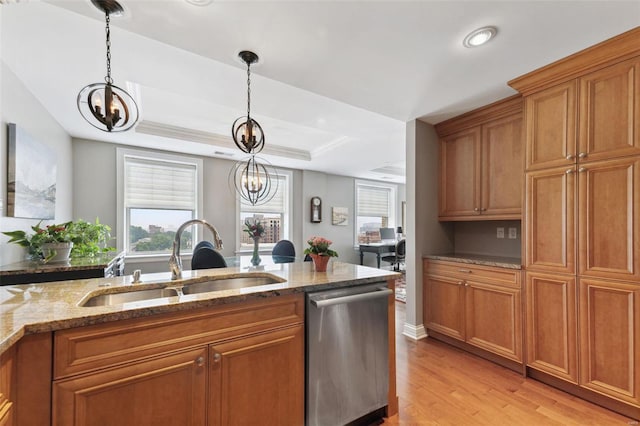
[240,213,282,246]
[128,208,194,254]
[356,216,389,243]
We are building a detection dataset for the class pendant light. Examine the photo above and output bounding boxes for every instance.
[77,0,139,132]
[229,50,277,206]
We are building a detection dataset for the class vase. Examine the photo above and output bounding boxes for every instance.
[310,254,330,272]
[251,237,261,266]
[41,242,73,263]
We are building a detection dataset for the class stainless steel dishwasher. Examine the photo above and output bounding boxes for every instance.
[306,283,392,426]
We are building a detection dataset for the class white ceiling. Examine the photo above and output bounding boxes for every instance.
[1,1,639,184]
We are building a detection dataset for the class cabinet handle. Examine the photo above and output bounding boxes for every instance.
[565,169,574,174]
[480,208,487,212]
[464,282,470,287]
[566,154,575,160]
[474,208,480,213]
[213,353,221,363]
[457,281,464,286]
[196,356,204,367]
[458,269,472,273]
[578,152,587,158]
[579,167,587,173]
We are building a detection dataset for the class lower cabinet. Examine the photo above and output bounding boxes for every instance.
[424,259,523,364]
[51,294,305,426]
[0,347,13,426]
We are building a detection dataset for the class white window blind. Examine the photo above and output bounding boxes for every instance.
[240,175,287,214]
[124,157,197,210]
[357,185,391,217]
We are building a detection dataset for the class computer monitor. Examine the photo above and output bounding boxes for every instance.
[379,227,396,241]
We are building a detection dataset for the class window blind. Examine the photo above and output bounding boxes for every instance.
[241,174,287,214]
[357,185,391,217]
[124,156,197,210]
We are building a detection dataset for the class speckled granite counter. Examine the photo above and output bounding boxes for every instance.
[0,251,123,275]
[424,253,522,270]
[0,261,399,355]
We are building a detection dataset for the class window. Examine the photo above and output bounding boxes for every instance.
[355,181,397,244]
[117,149,203,257]
[238,170,291,251]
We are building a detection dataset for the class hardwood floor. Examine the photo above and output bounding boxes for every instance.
[384,303,635,425]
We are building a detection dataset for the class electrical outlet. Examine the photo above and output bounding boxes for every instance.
[508,227,517,239]
[497,227,505,239]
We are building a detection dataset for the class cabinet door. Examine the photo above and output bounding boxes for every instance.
[525,81,577,170]
[525,166,576,274]
[579,278,640,406]
[525,272,578,383]
[465,281,522,362]
[52,347,207,426]
[208,325,304,426]
[481,113,523,218]
[439,128,481,219]
[578,157,640,281]
[578,57,640,162]
[424,274,465,340]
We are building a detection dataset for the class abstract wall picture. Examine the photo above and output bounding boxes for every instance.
[332,207,348,226]
[7,123,57,219]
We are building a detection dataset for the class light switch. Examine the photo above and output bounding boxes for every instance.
[508,228,517,239]
[497,227,505,239]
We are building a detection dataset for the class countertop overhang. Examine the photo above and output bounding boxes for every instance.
[424,253,522,270]
[0,261,399,355]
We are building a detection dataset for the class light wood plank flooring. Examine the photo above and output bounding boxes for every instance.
[384,303,636,425]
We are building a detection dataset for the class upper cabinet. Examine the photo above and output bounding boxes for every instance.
[436,96,523,221]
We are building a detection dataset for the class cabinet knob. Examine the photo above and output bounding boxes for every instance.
[464,282,470,287]
[566,154,575,160]
[565,169,574,174]
[480,208,487,212]
[213,353,221,363]
[458,269,472,273]
[578,152,588,159]
[579,167,587,173]
[457,281,464,286]
[474,208,480,212]
[196,356,204,367]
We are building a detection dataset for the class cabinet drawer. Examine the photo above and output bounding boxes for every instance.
[54,294,304,379]
[425,259,521,288]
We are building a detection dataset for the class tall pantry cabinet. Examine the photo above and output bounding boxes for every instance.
[509,27,640,417]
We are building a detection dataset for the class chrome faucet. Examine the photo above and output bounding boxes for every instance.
[169,219,224,280]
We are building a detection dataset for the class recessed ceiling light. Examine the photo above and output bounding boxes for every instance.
[463,26,497,48]
[185,0,213,6]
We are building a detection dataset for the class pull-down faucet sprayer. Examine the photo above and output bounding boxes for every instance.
[169,219,223,280]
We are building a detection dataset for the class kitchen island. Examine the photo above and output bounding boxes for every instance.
[0,261,399,425]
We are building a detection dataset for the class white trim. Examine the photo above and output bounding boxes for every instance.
[402,323,428,340]
[116,148,203,257]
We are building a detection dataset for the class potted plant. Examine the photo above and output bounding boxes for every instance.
[304,236,338,272]
[3,218,113,263]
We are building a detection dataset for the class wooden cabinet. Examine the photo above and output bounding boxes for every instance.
[424,259,523,363]
[579,278,640,406]
[0,346,14,426]
[436,96,523,221]
[53,347,208,426]
[209,325,304,426]
[52,295,305,426]
[525,271,578,383]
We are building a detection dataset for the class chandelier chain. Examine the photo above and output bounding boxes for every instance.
[246,62,251,118]
[104,11,113,85]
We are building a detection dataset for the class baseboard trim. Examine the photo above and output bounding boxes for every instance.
[402,323,427,340]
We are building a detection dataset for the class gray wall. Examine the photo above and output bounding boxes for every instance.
[404,119,454,338]
[0,63,73,265]
[453,220,521,258]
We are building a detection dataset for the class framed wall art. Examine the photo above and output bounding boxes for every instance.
[7,123,57,219]
[332,207,348,226]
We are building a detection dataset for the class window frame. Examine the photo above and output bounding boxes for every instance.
[116,148,203,260]
[354,180,398,246]
[235,169,292,253]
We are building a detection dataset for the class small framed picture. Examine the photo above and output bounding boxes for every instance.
[332,207,348,226]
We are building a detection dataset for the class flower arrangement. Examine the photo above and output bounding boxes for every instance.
[243,218,265,240]
[304,236,338,257]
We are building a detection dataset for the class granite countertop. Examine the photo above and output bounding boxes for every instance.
[0,261,399,355]
[424,253,522,270]
[0,251,124,276]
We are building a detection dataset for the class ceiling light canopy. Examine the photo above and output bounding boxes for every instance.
[77,0,139,132]
[463,26,497,48]
[229,50,278,206]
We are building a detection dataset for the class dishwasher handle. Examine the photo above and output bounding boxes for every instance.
[310,287,393,308]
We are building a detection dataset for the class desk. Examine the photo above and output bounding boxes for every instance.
[359,243,395,268]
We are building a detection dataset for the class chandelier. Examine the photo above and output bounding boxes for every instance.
[229,50,278,206]
[77,0,139,132]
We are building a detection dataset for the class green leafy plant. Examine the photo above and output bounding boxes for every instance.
[304,236,338,257]
[69,218,114,257]
[243,218,265,240]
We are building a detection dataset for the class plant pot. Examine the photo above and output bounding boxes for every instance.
[41,242,73,263]
[310,254,331,272]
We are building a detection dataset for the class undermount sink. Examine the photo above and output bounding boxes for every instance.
[80,274,285,307]
[181,276,283,295]
[81,287,180,307]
